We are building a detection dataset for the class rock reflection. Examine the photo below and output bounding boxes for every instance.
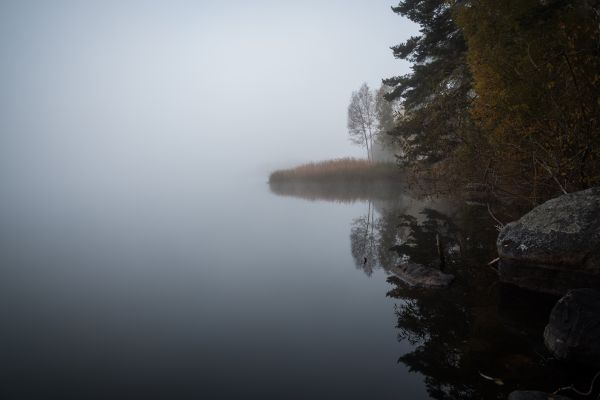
[269,182,592,399]
[374,201,585,399]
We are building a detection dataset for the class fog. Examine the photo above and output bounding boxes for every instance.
[0,4,589,398]
[0,0,415,196]
[0,0,419,240]
[0,5,487,399]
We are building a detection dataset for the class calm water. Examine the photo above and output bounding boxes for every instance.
[0,173,589,399]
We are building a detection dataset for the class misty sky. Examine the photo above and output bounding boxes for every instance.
[0,0,417,199]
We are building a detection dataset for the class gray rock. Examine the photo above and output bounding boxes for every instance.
[543,288,600,366]
[508,391,571,400]
[497,187,600,295]
[390,262,454,288]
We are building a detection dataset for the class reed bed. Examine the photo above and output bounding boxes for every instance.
[269,158,402,184]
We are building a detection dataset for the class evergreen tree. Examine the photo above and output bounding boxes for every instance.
[384,0,473,164]
[375,85,395,137]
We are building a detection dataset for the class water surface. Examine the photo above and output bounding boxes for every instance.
[0,174,425,399]
[0,174,590,399]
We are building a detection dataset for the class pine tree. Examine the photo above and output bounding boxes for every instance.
[384,0,473,164]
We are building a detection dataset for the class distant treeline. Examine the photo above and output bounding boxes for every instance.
[383,0,600,205]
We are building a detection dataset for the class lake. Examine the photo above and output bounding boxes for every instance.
[0,172,589,399]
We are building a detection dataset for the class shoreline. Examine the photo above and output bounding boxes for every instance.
[268,158,403,185]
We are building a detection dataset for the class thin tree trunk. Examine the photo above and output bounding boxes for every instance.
[364,132,371,161]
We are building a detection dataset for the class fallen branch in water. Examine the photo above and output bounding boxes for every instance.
[487,203,505,231]
[479,371,504,386]
[488,257,499,266]
[553,370,600,397]
[486,257,500,274]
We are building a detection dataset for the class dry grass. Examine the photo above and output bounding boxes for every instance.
[269,158,402,184]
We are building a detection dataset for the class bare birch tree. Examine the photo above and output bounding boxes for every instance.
[347,83,377,161]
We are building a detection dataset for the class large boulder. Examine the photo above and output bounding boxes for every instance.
[497,187,600,295]
[543,288,600,366]
[508,391,571,400]
[389,262,454,288]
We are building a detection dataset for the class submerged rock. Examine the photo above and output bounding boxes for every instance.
[497,187,600,295]
[543,288,600,366]
[508,391,571,400]
[389,262,454,288]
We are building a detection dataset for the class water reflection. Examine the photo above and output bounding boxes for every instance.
[268,181,405,203]
[350,203,476,276]
[270,181,594,400]
[349,202,377,276]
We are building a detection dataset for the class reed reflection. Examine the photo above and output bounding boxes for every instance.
[270,181,590,400]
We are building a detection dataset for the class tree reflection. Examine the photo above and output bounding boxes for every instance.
[350,201,378,276]
[270,182,590,398]
[351,200,580,399]
[349,202,477,277]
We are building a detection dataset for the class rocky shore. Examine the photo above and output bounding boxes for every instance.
[495,187,600,398]
[497,187,600,295]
